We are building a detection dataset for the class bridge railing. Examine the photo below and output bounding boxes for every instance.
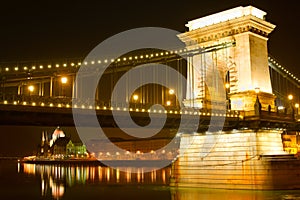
[240,109,297,122]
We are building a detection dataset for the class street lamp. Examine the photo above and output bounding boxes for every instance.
[166,100,171,106]
[28,85,34,96]
[133,94,138,101]
[61,77,68,97]
[254,87,260,103]
[254,87,261,115]
[133,94,138,109]
[168,88,176,107]
[225,83,230,90]
[287,94,294,116]
[169,89,174,95]
[295,103,299,116]
[61,77,68,84]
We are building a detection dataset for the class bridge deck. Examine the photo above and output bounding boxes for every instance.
[0,104,299,132]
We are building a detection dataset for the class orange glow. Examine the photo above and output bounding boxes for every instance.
[166,101,171,106]
[61,77,68,84]
[133,94,138,101]
[28,85,34,92]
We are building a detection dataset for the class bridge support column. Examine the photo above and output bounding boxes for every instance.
[170,129,289,189]
[50,77,53,97]
[178,5,276,111]
[17,85,21,95]
[38,82,44,96]
[72,75,76,99]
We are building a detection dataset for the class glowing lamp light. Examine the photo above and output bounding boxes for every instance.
[133,94,139,101]
[288,94,293,100]
[225,83,230,89]
[295,103,299,108]
[169,89,175,95]
[61,77,68,84]
[166,100,171,106]
[28,85,34,92]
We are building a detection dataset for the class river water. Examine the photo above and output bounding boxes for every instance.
[1,159,300,200]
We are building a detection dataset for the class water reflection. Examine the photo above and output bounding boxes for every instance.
[16,162,300,200]
[170,188,300,200]
[19,163,171,199]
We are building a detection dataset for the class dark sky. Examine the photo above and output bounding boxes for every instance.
[1,0,300,156]
[0,0,299,75]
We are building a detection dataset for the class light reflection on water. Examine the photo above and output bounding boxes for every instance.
[19,162,171,199]
[15,161,300,200]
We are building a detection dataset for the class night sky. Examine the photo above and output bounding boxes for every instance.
[1,0,300,156]
[0,0,299,74]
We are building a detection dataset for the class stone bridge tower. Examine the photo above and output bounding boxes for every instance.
[178,6,276,111]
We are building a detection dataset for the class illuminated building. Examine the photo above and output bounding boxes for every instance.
[38,126,87,158]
